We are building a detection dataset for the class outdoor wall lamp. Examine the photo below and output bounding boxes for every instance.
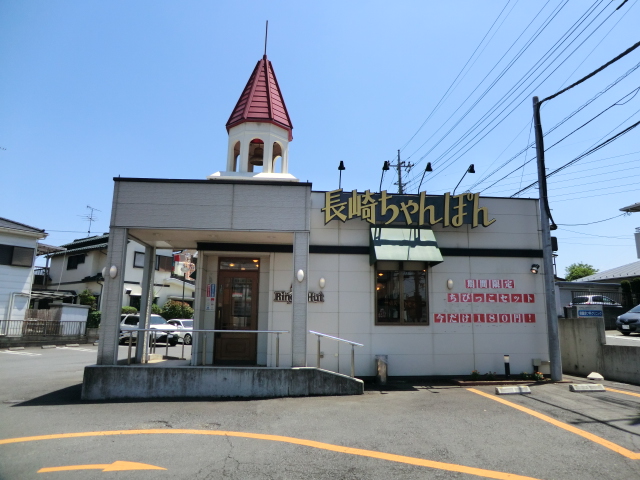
[530,264,540,274]
[338,161,346,189]
[446,279,454,290]
[452,164,475,195]
[504,354,510,379]
[109,265,118,279]
[296,269,305,283]
[319,277,326,289]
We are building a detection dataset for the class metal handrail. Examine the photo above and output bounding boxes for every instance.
[122,328,289,367]
[309,330,363,377]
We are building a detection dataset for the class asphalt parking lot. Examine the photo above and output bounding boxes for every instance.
[1,346,639,479]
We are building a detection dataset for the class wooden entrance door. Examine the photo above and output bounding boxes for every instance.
[214,268,259,365]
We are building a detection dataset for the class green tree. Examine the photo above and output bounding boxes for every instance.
[78,289,97,310]
[161,300,194,320]
[121,306,138,314]
[565,262,598,281]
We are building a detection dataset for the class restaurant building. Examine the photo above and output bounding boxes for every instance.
[89,54,550,396]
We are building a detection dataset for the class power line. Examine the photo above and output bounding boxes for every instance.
[541,39,640,104]
[425,1,618,183]
[468,61,640,191]
[557,213,627,226]
[404,0,572,168]
[403,0,614,192]
[511,117,640,196]
[399,0,515,153]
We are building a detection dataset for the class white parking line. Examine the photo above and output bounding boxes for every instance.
[56,347,97,352]
[0,350,42,356]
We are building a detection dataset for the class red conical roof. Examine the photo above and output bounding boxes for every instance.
[226,55,293,141]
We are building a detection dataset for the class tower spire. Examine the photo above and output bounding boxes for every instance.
[264,20,268,57]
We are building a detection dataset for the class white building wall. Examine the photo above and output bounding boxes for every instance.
[0,232,38,321]
[307,192,548,377]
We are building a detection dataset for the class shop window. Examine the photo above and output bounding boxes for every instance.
[67,254,85,270]
[376,261,428,325]
[0,244,35,268]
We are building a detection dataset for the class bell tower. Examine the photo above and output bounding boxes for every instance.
[208,55,297,182]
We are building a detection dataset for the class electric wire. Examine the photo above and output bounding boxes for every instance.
[403,0,572,167]
[479,86,640,193]
[511,115,640,196]
[424,1,620,185]
[467,60,640,191]
[399,0,515,153]
[554,0,637,91]
[557,213,626,226]
[402,0,612,191]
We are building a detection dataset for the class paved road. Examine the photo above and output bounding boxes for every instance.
[1,346,639,479]
[606,330,640,346]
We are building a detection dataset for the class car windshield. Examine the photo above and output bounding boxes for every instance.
[150,316,168,325]
[182,321,193,328]
[629,305,640,313]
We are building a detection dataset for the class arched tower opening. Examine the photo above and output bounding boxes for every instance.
[272,142,283,173]
[248,138,265,173]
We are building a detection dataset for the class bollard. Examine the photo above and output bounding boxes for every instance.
[202,333,207,366]
[351,344,355,377]
[127,331,133,365]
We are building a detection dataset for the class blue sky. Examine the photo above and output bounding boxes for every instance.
[1,1,639,276]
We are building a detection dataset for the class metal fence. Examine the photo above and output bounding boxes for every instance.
[0,320,87,337]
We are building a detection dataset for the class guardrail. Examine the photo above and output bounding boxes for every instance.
[309,330,363,377]
[0,320,86,337]
[122,329,289,366]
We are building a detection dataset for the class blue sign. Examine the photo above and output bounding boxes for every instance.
[578,310,602,317]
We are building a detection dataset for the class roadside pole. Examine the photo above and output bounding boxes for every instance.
[532,96,562,381]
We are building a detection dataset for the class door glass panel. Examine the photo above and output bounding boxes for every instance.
[220,259,260,271]
[230,277,252,328]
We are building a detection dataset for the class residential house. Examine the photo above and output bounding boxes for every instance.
[0,218,48,321]
[46,235,195,312]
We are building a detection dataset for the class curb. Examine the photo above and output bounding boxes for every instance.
[8,347,25,351]
[41,345,56,349]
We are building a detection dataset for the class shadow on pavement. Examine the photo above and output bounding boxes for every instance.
[13,384,84,407]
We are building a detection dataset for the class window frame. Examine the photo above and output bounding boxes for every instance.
[0,244,35,268]
[66,254,86,270]
[375,261,429,326]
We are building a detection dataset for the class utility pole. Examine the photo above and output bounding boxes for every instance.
[389,150,414,194]
[532,96,562,382]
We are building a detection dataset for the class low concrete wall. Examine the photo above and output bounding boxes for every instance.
[0,335,91,348]
[559,317,640,385]
[81,366,364,400]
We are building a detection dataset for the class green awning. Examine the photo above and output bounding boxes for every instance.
[370,228,443,266]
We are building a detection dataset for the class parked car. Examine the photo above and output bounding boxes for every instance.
[570,295,622,307]
[119,314,180,345]
[167,319,193,345]
[616,304,640,336]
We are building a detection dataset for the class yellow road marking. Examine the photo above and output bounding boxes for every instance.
[38,460,165,473]
[606,387,640,399]
[468,388,640,460]
[2,429,540,480]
